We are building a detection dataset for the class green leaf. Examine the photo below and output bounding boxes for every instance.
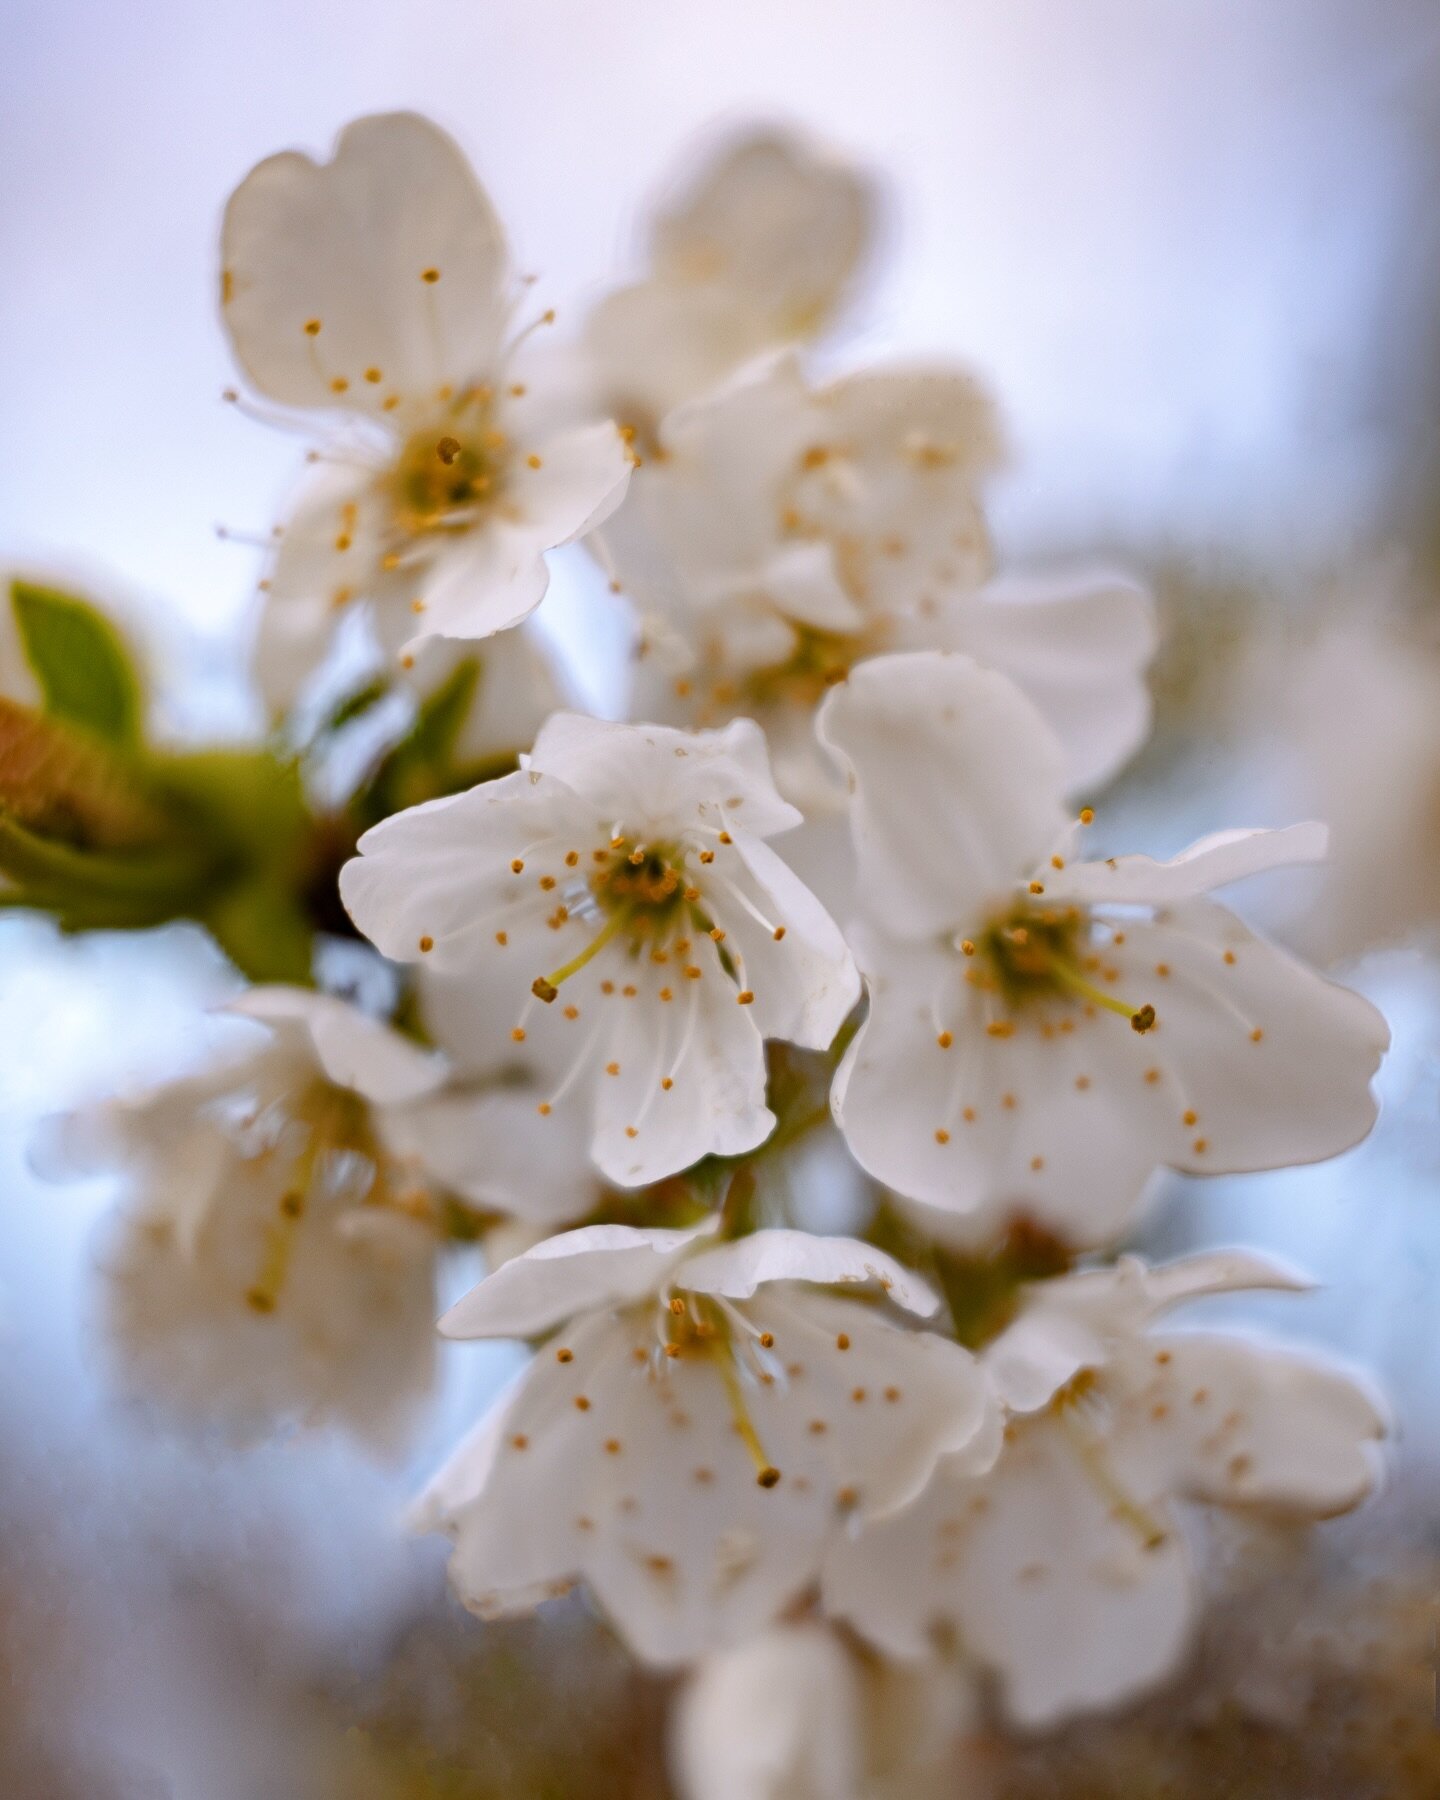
[0,697,172,848]
[11,580,142,745]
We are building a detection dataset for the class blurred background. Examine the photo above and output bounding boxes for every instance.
[4,1,1440,1793]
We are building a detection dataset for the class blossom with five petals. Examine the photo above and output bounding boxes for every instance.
[340,711,860,1186]
[606,355,1154,803]
[37,987,455,1450]
[822,1251,1386,1726]
[415,1221,996,1665]
[221,112,632,708]
[819,652,1389,1246]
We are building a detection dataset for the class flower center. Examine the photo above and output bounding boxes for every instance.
[242,1081,422,1315]
[744,623,867,711]
[533,838,714,1003]
[390,387,505,536]
[971,900,1156,1034]
[656,1291,783,1489]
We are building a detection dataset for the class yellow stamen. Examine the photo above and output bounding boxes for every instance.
[1051,960,1156,1032]
[533,909,629,1001]
[713,1340,781,1488]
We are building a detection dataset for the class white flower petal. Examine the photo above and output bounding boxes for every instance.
[339,768,590,973]
[745,1290,996,1519]
[583,279,787,433]
[651,128,876,337]
[222,112,510,412]
[434,1309,828,1662]
[834,899,1387,1239]
[508,418,633,547]
[253,462,398,708]
[226,986,448,1105]
[397,517,552,651]
[1113,1332,1385,1518]
[680,1230,937,1316]
[833,930,1162,1243]
[1124,1248,1314,1316]
[718,833,859,1049]
[983,1308,1111,1413]
[382,1086,597,1226]
[434,1301,987,1663]
[1109,899,1387,1175]
[671,1623,865,1800]
[933,570,1157,791]
[826,1420,1195,1725]
[819,653,1068,938]
[437,1220,716,1340]
[528,711,801,841]
[584,955,772,1187]
[1045,822,1330,906]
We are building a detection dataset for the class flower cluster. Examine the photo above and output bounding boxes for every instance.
[18,110,1392,1764]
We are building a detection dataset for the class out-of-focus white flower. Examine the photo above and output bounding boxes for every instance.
[340,711,859,1187]
[585,129,877,439]
[672,1622,865,1800]
[1265,620,1440,961]
[819,653,1389,1246]
[671,1622,987,1800]
[823,1251,1386,1728]
[605,356,1153,804]
[414,1221,996,1666]
[39,987,453,1451]
[221,112,631,710]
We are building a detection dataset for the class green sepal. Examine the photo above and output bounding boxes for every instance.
[201,873,315,983]
[10,580,143,746]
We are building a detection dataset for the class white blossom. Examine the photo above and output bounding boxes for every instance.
[819,652,1389,1246]
[605,355,1153,803]
[822,1251,1386,1728]
[340,711,860,1187]
[671,1621,982,1800]
[585,129,876,441]
[221,112,632,709]
[671,1623,865,1800]
[414,1222,995,1666]
[39,987,452,1451]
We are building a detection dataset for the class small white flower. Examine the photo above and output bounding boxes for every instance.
[607,356,1153,801]
[221,112,632,709]
[339,711,860,1187]
[671,1623,865,1800]
[819,653,1390,1246]
[40,987,452,1451]
[585,129,876,438]
[415,1221,995,1666]
[671,1621,981,1800]
[822,1251,1386,1728]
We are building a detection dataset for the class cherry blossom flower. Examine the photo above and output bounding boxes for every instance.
[822,1251,1386,1727]
[339,711,860,1186]
[819,653,1390,1246]
[671,1620,982,1800]
[38,987,453,1450]
[585,129,877,443]
[414,1221,996,1666]
[605,355,1154,802]
[221,112,632,708]
[671,1623,865,1800]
